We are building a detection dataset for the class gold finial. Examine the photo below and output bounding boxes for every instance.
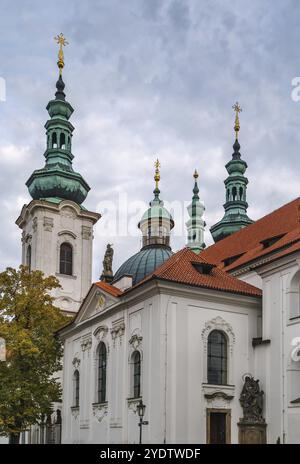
[154,158,161,189]
[193,169,199,180]
[54,33,69,76]
[232,101,242,140]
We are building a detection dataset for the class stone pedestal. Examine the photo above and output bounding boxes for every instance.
[238,420,267,444]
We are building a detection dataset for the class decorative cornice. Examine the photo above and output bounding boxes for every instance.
[204,391,234,401]
[81,336,92,352]
[43,216,54,231]
[202,316,235,354]
[70,406,79,419]
[111,321,125,344]
[15,199,101,229]
[23,233,32,244]
[32,217,38,231]
[82,225,92,240]
[72,355,81,369]
[92,402,108,422]
[129,334,143,350]
[252,338,271,348]
[93,325,108,341]
[127,397,142,414]
[58,230,77,239]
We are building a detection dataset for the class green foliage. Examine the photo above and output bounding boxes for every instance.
[0,266,69,436]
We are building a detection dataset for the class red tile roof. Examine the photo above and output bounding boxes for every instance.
[133,247,262,298]
[95,281,123,297]
[202,197,300,272]
[92,199,300,300]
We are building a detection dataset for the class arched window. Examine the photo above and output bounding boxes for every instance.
[60,243,73,275]
[52,132,57,148]
[60,133,66,149]
[98,342,107,403]
[207,330,228,385]
[288,270,300,319]
[26,245,31,271]
[73,370,80,407]
[132,351,141,398]
[239,186,243,201]
[232,186,237,201]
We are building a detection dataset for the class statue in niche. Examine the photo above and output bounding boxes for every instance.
[100,244,114,283]
[239,375,265,423]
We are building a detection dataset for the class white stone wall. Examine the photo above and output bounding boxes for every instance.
[16,199,100,314]
[237,254,300,444]
[60,283,261,444]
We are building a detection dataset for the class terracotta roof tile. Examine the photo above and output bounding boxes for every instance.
[202,197,300,271]
[95,281,123,297]
[133,247,262,298]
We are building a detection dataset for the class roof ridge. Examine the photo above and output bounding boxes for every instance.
[152,247,188,276]
[205,196,300,252]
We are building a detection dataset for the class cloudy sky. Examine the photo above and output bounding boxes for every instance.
[0,0,300,279]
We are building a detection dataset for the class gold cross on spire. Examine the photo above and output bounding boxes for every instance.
[232,101,242,140]
[54,33,69,76]
[154,158,161,190]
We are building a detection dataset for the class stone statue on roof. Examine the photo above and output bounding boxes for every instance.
[100,244,114,283]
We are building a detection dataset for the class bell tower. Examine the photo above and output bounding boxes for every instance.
[16,34,101,314]
[210,103,253,243]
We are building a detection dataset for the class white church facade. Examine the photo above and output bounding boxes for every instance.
[59,250,262,444]
[14,41,300,444]
[57,191,300,444]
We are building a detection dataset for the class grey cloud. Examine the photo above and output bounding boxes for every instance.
[0,0,299,277]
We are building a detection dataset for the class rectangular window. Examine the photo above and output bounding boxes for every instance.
[207,409,231,444]
[133,351,141,398]
[60,243,73,275]
[207,331,228,385]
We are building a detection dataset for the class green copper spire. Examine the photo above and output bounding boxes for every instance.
[186,170,206,253]
[151,158,162,205]
[210,103,253,243]
[138,159,174,248]
[26,35,90,205]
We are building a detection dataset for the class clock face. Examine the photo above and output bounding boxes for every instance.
[96,295,106,311]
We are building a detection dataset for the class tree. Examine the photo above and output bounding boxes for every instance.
[0,266,69,443]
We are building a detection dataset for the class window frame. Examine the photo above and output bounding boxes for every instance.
[26,244,32,271]
[287,270,300,320]
[59,242,73,276]
[132,350,141,399]
[73,370,80,408]
[97,342,107,404]
[207,330,228,386]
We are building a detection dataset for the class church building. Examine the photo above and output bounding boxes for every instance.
[16,37,300,444]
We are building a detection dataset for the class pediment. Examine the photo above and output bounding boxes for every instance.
[75,284,119,324]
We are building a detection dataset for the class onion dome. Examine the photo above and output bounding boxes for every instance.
[113,159,174,286]
[210,102,253,243]
[26,34,90,205]
[113,246,173,286]
[138,159,174,248]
